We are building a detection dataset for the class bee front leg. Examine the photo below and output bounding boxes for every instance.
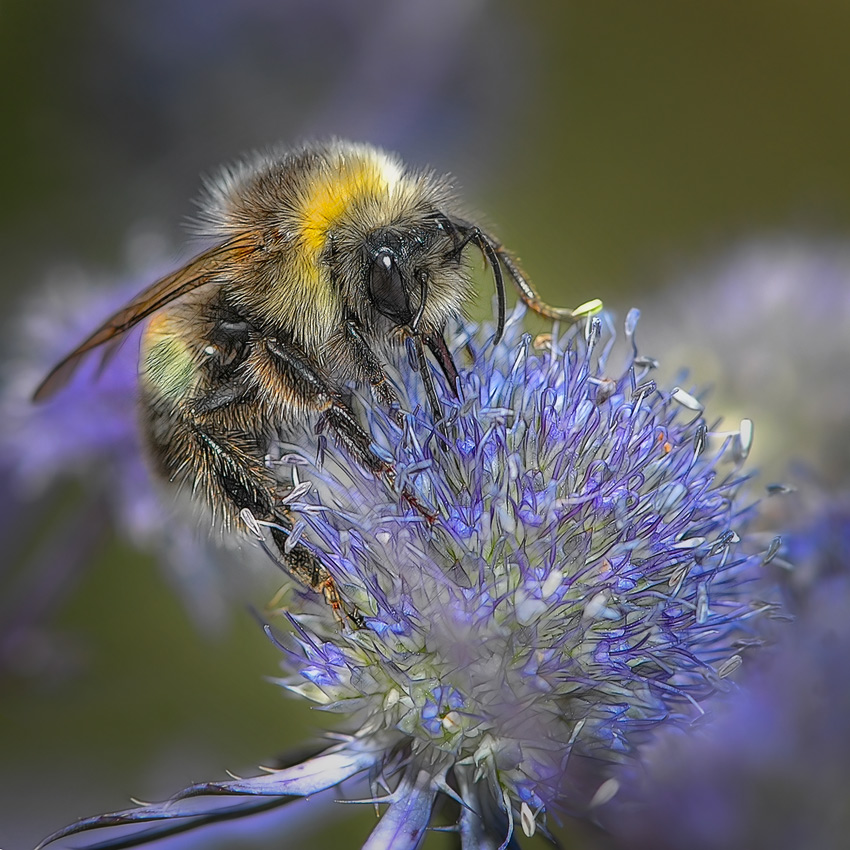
[262,336,393,478]
[260,337,433,520]
[345,315,459,430]
[342,317,403,424]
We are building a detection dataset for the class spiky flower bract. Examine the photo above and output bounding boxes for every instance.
[39,306,776,850]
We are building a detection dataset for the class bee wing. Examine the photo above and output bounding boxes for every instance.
[32,233,259,401]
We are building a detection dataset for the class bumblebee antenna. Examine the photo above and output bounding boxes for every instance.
[433,213,507,346]
[495,245,603,325]
[436,212,602,334]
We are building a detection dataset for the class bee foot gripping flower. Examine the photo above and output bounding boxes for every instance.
[38,306,779,850]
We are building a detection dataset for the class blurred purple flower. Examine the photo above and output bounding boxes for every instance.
[0,256,238,674]
[638,239,850,485]
[3,267,155,530]
[38,306,778,850]
[780,489,850,603]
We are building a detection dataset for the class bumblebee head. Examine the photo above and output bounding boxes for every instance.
[363,227,427,331]
[359,213,502,337]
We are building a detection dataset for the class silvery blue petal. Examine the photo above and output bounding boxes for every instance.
[37,743,381,849]
[193,744,382,796]
[456,773,521,850]
[37,795,307,850]
[361,769,438,850]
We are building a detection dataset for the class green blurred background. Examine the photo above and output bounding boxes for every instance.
[3,2,850,848]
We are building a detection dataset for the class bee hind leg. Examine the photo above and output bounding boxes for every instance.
[267,523,364,627]
[151,405,358,620]
[241,512,363,628]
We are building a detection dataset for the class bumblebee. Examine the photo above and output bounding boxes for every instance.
[34,140,598,612]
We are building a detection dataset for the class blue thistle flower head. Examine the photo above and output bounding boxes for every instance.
[39,306,776,850]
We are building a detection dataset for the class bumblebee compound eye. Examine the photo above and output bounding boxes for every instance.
[367,248,412,326]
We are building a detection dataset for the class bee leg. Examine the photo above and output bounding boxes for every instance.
[262,337,434,521]
[436,214,602,336]
[263,337,393,480]
[315,395,436,523]
[187,424,322,582]
[150,401,359,623]
[346,309,459,431]
[343,318,403,425]
[266,523,363,628]
[407,332,443,426]
[172,416,275,521]
[218,472,362,627]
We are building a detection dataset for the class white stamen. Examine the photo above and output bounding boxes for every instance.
[441,711,462,733]
[584,592,620,621]
[763,536,782,565]
[573,298,604,317]
[696,582,710,624]
[668,564,689,593]
[590,778,620,808]
[673,536,705,549]
[283,522,305,553]
[541,569,563,599]
[520,802,536,837]
[736,418,754,460]
[280,480,312,505]
[671,386,704,412]
[239,508,264,539]
[568,717,587,746]
[718,655,743,678]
